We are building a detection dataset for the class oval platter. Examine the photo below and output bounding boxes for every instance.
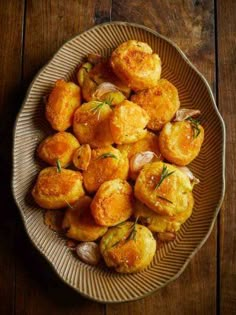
[12,22,225,303]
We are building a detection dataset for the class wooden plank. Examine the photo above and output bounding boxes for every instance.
[217,1,236,314]
[108,1,217,314]
[0,1,25,315]
[15,1,111,315]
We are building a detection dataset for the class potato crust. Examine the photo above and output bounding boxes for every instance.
[91,179,133,226]
[111,40,161,91]
[73,101,114,148]
[131,79,180,130]
[100,222,156,273]
[134,161,193,216]
[46,80,81,131]
[159,121,204,165]
[62,196,107,242]
[134,198,193,233]
[37,132,80,167]
[32,167,85,209]
[83,146,129,193]
[110,100,149,144]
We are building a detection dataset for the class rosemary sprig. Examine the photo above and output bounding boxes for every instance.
[96,152,118,160]
[64,199,73,209]
[89,100,112,120]
[156,195,173,204]
[56,159,61,173]
[186,117,201,139]
[112,217,139,248]
[155,164,175,190]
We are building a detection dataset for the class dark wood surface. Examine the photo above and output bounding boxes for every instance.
[0,1,234,314]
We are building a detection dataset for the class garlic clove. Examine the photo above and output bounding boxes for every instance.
[130,151,156,173]
[157,232,176,242]
[76,242,101,266]
[174,108,201,122]
[87,53,103,65]
[92,82,121,100]
[176,166,200,185]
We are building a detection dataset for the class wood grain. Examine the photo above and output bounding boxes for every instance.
[217,1,236,314]
[108,1,217,314]
[14,1,110,315]
[0,1,25,315]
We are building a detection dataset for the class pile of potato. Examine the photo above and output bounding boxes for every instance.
[32,40,204,273]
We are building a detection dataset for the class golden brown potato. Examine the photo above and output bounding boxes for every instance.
[110,100,149,144]
[32,167,85,209]
[83,146,129,193]
[134,161,193,216]
[91,179,133,226]
[77,60,131,103]
[37,132,80,167]
[134,198,193,233]
[111,40,161,91]
[62,196,107,242]
[159,120,204,166]
[46,80,81,131]
[72,144,91,171]
[73,101,113,148]
[118,131,163,179]
[100,221,156,273]
[131,79,180,131]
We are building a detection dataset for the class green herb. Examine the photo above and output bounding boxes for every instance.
[96,152,118,160]
[186,117,201,139]
[157,195,173,204]
[64,199,73,209]
[155,164,175,190]
[56,159,62,173]
[112,217,139,248]
[89,100,112,119]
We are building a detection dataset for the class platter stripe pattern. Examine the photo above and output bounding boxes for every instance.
[12,22,225,303]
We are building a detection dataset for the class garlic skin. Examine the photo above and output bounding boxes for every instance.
[87,53,103,65]
[130,151,156,173]
[92,82,121,100]
[176,166,200,185]
[76,242,101,266]
[174,108,200,122]
[157,232,176,242]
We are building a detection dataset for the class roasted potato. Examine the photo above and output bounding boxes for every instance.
[77,60,130,103]
[110,100,150,144]
[46,80,81,131]
[134,161,193,216]
[118,131,163,179]
[100,221,156,273]
[91,179,133,226]
[134,199,193,233]
[32,167,85,209]
[62,196,107,242]
[37,132,80,167]
[73,101,113,148]
[131,79,180,131]
[111,40,161,91]
[72,144,91,171]
[83,146,129,193]
[159,120,204,166]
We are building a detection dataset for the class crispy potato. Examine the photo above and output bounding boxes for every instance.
[83,146,129,193]
[77,60,131,102]
[91,179,133,226]
[62,196,107,242]
[100,222,156,273]
[110,100,149,144]
[73,101,113,148]
[134,161,193,216]
[37,132,80,167]
[72,144,91,171]
[159,121,204,166]
[134,199,193,233]
[118,131,163,179]
[46,80,81,131]
[111,40,161,91]
[131,79,180,131]
[32,167,85,209]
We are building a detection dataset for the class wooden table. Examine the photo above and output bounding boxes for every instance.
[0,1,235,314]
